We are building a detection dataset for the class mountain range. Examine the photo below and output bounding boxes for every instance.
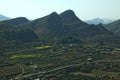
[0,10,120,50]
[86,18,114,25]
[18,10,120,44]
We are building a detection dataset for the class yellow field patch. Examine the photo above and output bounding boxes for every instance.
[10,54,40,59]
[35,46,53,50]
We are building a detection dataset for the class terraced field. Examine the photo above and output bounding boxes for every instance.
[0,44,120,80]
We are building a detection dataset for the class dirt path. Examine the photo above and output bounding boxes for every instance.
[13,63,25,80]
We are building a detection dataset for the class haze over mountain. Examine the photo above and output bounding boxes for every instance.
[86,18,114,25]
[0,14,10,21]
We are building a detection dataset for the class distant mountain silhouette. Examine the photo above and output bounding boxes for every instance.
[86,18,113,25]
[0,14,10,21]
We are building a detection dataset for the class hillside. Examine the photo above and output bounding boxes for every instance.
[105,19,120,36]
[0,22,38,52]
[3,17,30,26]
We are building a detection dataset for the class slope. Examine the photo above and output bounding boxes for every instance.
[105,19,120,36]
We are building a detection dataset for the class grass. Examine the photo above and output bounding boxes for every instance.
[72,70,120,79]
[71,72,96,78]
[0,64,21,77]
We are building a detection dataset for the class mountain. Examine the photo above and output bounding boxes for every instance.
[60,10,86,25]
[17,10,88,39]
[86,18,113,25]
[0,22,38,51]
[0,10,117,47]
[105,19,120,36]
[0,14,10,21]
[103,18,113,24]
[17,12,65,39]
[0,22,37,41]
[3,17,30,26]
[17,10,119,45]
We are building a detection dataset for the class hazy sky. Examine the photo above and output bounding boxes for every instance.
[0,0,120,20]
